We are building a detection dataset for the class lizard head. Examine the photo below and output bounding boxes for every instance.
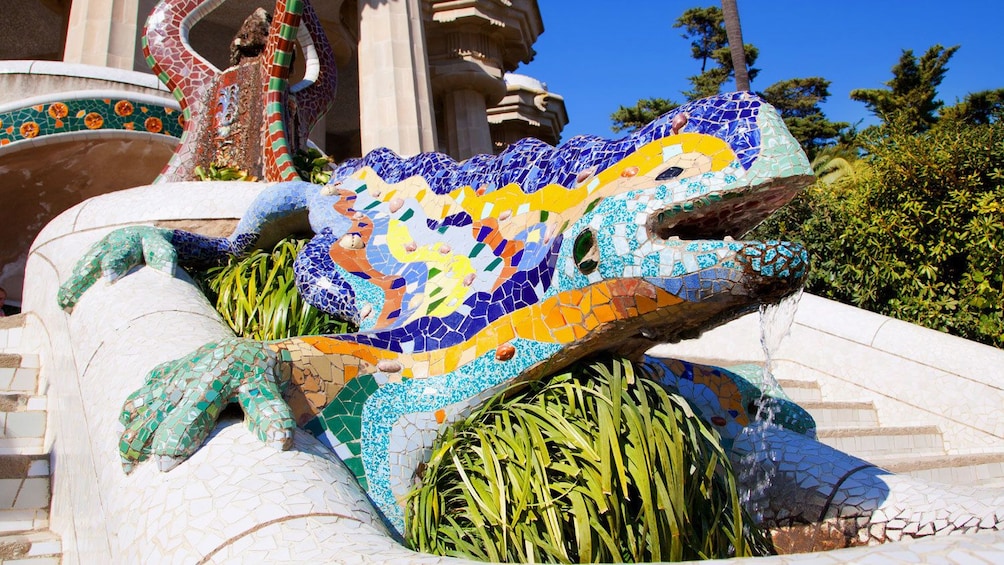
[523,92,814,367]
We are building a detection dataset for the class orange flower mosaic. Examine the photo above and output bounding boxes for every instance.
[84,112,104,130]
[48,103,69,119]
[115,100,134,117]
[19,121,39,138]
[0,96,181,146]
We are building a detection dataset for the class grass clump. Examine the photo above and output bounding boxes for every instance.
[405,356,773,563]
[194,236,354,341]
[193,164,257,182]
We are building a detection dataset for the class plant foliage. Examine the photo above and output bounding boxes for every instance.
[850,44,960,133]
[761,77,849,157]
[405,356,773,563]
[940,88,1004,126]
[610,98,680,133]
[752,119,1004,348]
[193,164,257,182]
[194,237,355,341]
[673,6,758,100]
[294,147,335,185]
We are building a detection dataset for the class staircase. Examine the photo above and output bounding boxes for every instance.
[777,377,1004,490]
[0,315,61,564]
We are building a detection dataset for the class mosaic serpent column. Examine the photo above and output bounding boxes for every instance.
[143,0,337,182]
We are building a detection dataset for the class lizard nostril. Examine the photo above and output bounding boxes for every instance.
[573,229,599,275]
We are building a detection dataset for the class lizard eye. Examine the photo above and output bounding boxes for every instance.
[573,229,599,275]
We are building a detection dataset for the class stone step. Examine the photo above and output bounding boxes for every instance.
[775,378,821,403]
[868,451,1004,489]
[0,395,46,443]
[0,455,51,537]
[0,456,50,514]
[817,425,945,459]
[0,315,25,354]
[0,508,49,537]
[0,529,61,563]
[798,400,879,428]
[0,359,38,395]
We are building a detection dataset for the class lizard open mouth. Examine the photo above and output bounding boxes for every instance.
[557,172,814,364]
[647,173,814,241]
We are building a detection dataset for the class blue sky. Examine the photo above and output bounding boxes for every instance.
[518,1,1004,140]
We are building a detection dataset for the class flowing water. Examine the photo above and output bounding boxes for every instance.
[739,288,804,521]
[758,287,804,395]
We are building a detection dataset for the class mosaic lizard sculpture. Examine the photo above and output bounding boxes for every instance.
[57,92,817,529]
[143,0,336,182]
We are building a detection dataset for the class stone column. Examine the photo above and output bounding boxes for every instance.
[487,73,568,152]
[63,0,140,70]
[425,0,542,161]
[356,0,437,156]
[441,88,494,159]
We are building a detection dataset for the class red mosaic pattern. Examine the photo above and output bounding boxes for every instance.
[142,0,221,182]
[143,0,336,183]
[262,0,302,182]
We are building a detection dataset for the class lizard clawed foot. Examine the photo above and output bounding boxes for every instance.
[118,337,295,473]
[58,226,177,311]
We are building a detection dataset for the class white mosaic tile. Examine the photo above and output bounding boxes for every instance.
[5,412,46,439]
[0,368,14,390]
[12,477,49,509]
[0,479,20,508]
[9,369,39,393]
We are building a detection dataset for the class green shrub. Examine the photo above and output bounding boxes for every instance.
[405,357,773,563]
[753,120,1003,348]
[194,237,354,340]
[193,164,257,182]
[294,148,334,185]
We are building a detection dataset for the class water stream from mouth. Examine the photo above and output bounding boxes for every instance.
[758,287,803,393]
[739,288,804,522]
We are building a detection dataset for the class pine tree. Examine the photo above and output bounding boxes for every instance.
[850,44,960,132]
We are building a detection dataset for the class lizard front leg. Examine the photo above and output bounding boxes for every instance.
[119,337,295,472]
[57,180,318,311]
[57,227,237,311]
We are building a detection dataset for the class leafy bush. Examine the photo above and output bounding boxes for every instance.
[405,356,773,563]
[753,120,1003,347]
[194,237,354,340]
[294,148,334,185]
[194,148,336,185]
[193,164,257,182]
